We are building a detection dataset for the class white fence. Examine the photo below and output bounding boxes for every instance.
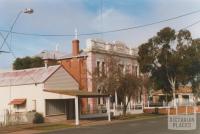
[0,110,7,126]
[111,102,143,116]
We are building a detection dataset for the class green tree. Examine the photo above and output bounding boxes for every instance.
[13,56,44,70]
[138,27,200,106]
[187,39,200,101]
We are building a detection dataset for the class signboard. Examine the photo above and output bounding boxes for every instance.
[168,114,196,130]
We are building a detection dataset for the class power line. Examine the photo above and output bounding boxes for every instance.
[0,9,200,37]
[0,11,22,51]
[1,12,200,85]
[0,32,37,83]
[182,19,200,30]
[3,19,200,85]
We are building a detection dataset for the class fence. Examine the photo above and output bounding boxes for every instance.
[144,101,200,114]
[111,102,143,116]
[0,110,35,127]
[0,110,7,127]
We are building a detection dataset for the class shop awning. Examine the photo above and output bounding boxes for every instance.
[44,89,109,98]
[9,99,26,105]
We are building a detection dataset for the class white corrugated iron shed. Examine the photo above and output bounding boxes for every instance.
[0,65,61,87]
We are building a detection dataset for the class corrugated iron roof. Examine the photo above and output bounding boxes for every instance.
[0,65,60,87]
[36,50,66,60]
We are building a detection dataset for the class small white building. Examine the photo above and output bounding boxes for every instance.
[0,65,110,125]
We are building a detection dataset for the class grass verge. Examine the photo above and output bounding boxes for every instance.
[25,123,74,132]
[114,113,164,120]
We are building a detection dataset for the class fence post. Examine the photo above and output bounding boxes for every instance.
[130,99,133,109]
[113,103,116,115]
[186,106,188,115]
[4,110,8,126]
[141,101,144,111]
[106,97,111,122]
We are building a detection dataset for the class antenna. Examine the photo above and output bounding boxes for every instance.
[100,0,103,38]
[74,28,78,39]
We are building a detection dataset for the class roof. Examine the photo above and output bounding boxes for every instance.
[57,51,87,60]
[36,50,87,60]
[152,86,192,96]
[176,86,192,94]
[36,50,66,60]
[44,89,109,98]
[0,65,61,87]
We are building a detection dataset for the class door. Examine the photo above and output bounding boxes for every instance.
[46,99,66,116]
[66,99,75,120]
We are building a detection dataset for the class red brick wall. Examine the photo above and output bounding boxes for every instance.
[60,57,88,113]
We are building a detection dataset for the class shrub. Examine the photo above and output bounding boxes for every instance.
[33,112,44,124]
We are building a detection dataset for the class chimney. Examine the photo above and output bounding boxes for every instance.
[44,60,48,68]
[72,39,79,56]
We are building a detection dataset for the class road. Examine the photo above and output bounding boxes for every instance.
[43,115,200,134]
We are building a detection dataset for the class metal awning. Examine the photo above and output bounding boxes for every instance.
[44,89,109,98]
[44,89,111,126]
[9,99,26,105]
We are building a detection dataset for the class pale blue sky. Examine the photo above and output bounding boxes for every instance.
[1,0,200,69]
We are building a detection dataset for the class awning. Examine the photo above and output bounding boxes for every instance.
[44,89,109,98]
[9,99,26,105]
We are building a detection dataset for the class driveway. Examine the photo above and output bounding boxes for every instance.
[42,114,200,134]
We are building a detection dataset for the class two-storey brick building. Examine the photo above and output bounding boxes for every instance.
[37,38,143,113]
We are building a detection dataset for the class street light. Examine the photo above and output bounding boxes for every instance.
[0,8,34,50]
[23,8,34,14]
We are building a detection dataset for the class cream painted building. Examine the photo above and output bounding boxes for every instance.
[0,65,79,117]
[0,65,110,125]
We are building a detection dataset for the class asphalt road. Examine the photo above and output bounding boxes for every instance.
[43,115,200,134]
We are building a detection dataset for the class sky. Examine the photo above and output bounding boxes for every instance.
[0,0,200,70]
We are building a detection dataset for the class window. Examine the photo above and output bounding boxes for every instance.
[97,61,100,76]
[102,61,105,76]
[98,89,101,104]
[126,65,131,73]
[135,66,138,76]
[132,65,137,76]
[14,103,26,109]
[118,64,124,73]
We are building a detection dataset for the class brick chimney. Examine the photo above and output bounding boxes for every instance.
[72,39,79,56]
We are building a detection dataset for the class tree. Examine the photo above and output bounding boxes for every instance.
[118,73,141,115]
[187,39,200,101]
[91,56,141,115]
[92,56,121,95]
[138,27,200,106]
[13,56,44,70]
